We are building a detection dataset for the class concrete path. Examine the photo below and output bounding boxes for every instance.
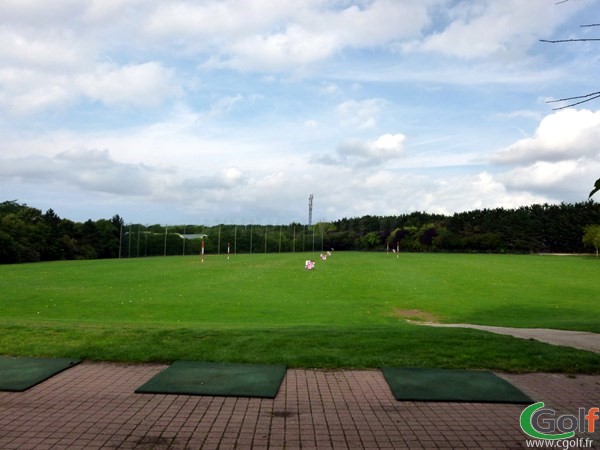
[0,362,599,449]
[410,321,600,353]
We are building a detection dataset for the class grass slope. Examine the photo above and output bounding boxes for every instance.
[0,252,598,372]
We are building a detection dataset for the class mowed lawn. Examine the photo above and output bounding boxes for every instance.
[0,252,598,372]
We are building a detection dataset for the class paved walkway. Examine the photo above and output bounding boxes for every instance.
[0,362,598,449]
[410,322,600,353]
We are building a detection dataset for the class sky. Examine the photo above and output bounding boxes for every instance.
[1,0,600,226]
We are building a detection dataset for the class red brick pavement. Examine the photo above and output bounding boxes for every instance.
[0,362,598,449]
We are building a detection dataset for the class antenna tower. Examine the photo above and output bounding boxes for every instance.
[308,194,314,226]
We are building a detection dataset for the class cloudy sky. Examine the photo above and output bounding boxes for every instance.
[1,0,599,225]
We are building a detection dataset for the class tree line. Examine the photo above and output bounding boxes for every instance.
[1,199,599,264]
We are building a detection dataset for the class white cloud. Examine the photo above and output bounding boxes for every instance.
[147,0,431,73]
[500,158,600,197]
[0,28,85,70]
[0,61,181,115]
[492,110,542,121]
[182,167,247,192]
[0,0,85,25]
[314,133,405,168]
[82,0,147,24]
[319,82,340,95]
[0,148,157,195]
[143,0,289,40]
[319,0,430,47]
[205,94,244,118]
[492,109,600,164]
[222,25,338,72]
[78,62,181,108]
[488,108,600,201]
[337,98,387,129]
[0,69,74,115]
[406,0,584,59]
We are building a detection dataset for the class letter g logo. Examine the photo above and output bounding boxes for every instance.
[520,402,576,440]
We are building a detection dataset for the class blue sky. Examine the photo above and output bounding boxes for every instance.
[1,0,599,225]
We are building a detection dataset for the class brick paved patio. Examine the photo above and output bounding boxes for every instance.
[0,362,598,449]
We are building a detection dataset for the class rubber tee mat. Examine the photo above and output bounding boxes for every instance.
[135,361,287,398]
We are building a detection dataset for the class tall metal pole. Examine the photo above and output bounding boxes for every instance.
[164,225,168,256]
[128,224,132,258]
[308,194,313,226]
[218,225,221,255]
[302,225,306,252]
[321,223,324,251]
[137,225,141,257]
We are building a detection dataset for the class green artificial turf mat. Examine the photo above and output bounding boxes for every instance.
[0,356,81,392]
[135,361,287,398]
[381,367,534,403]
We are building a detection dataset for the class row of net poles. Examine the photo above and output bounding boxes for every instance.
[120,223,326,257]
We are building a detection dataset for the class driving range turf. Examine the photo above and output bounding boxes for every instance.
[0,252,598,373]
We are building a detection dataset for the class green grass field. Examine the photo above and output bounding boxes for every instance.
[0,252,598,372]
